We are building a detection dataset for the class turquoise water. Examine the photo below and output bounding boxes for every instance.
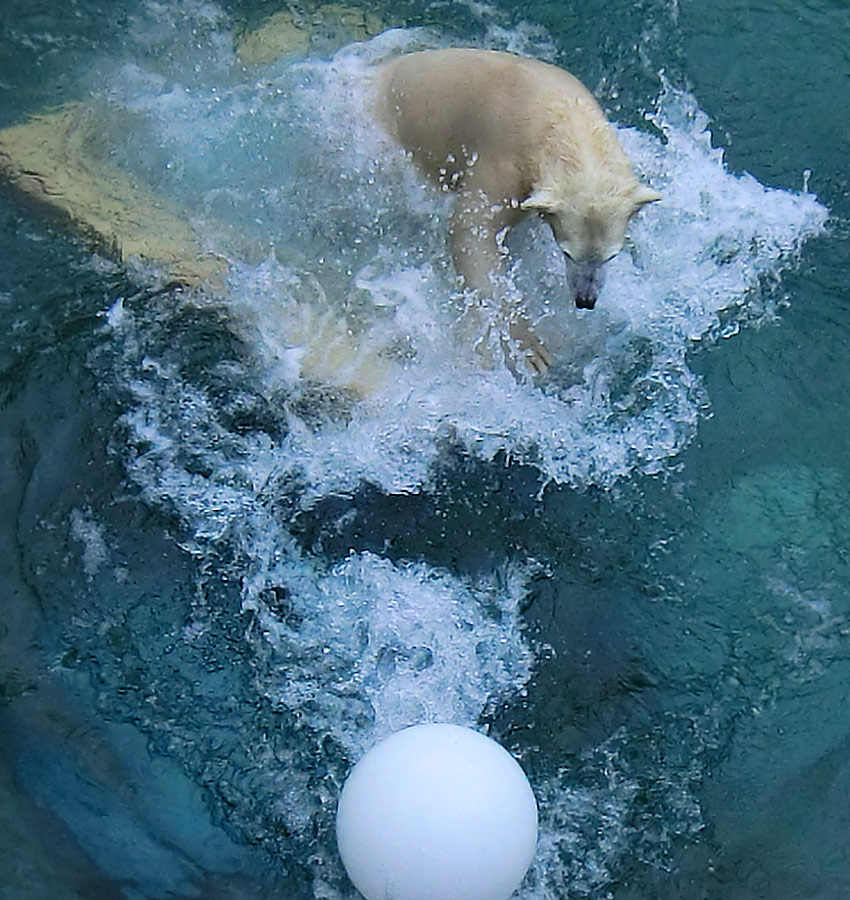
[0,1,848,898]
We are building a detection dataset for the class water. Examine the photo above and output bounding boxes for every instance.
[0,0,848,898]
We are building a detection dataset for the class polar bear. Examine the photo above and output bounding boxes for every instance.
[374,48,660,372]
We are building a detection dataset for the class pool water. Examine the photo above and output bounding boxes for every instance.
[1,1,848,898]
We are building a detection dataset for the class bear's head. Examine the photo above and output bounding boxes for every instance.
[522,183,660,309]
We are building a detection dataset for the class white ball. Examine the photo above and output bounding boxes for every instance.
[336,723,538,900]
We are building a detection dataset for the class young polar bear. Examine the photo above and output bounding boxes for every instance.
[374,48,660,373]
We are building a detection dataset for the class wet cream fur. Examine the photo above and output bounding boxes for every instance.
[374,48,659,373]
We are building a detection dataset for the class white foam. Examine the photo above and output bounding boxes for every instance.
[253,552,535,756]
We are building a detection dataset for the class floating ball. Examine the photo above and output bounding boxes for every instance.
[336,723,538,900]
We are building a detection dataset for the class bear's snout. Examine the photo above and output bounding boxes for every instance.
[575,293,597,310]
[569,260,603,311]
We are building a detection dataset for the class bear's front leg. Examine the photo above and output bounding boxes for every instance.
[449,189,550,375]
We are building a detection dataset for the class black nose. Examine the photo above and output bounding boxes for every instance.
[575,294,597,310]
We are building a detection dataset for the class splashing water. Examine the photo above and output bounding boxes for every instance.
[96,26,827,496]
[106,287,536,884]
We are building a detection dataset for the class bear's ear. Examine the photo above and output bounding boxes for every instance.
[520,187,557,212]
[632,185,662,208]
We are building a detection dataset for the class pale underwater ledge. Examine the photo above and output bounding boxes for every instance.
[0,91,395,397]
[0,102,228,288]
